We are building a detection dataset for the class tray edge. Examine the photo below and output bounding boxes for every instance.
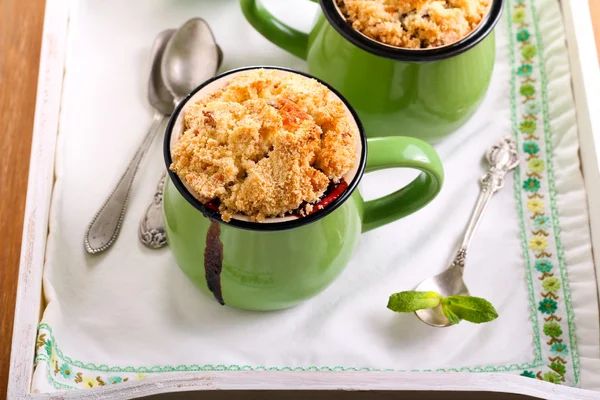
[7,0,70,397]
[8,0,600,398]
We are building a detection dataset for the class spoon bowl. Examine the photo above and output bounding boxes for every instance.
[161,18,221,102]
[148,30,176,114]
[414,266,469,327]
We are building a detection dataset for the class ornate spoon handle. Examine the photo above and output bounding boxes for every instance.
[452,136,519,268]
[84,113,166,254]
[139,172,168,249]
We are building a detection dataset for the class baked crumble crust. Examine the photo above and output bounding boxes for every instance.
[337,0,490,49]
[170,69,358,222]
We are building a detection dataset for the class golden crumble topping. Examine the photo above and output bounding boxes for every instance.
[337,0,490,49]
[170,69,358,222]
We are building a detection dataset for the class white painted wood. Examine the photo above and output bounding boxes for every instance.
[561,0,600,289]
[15,371,600,400]
[7,0,600,399]
[6,0,70,398]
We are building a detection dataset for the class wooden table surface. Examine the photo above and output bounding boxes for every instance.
[0,1,599,397]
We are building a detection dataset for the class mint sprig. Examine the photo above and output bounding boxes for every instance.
[387,291,498,325]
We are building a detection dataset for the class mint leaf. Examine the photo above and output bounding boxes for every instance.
[441,302,461,325]
[387,291,442,313]
[442,296,498,324]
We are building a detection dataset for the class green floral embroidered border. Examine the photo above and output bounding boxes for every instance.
[34,322,540,390]
[508,0,579,385]
[33,0,580,391]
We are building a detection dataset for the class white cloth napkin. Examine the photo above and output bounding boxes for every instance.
[31,0,600,392]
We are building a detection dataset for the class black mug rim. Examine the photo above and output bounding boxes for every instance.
[164,66,368,232]
[319,0,504,62]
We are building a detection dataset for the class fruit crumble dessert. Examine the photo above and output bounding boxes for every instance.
[170,69,358,222]
[336,0,490,49]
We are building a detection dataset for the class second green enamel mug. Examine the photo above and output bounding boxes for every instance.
[240,0,504,141]
[163,67,444,311]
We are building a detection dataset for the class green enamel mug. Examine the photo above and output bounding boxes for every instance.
[240,0,504,141]
[163,67,444,311]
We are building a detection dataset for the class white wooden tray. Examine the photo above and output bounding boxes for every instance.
[8,0,600,398]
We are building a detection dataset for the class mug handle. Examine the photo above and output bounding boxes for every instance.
[362,137,444,233]
[240,0,317,60]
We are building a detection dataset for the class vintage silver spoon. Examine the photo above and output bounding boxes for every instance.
[138,18,221,249]
[161,18,221,104]
[414,136,519,327]
[84,29,176,254]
